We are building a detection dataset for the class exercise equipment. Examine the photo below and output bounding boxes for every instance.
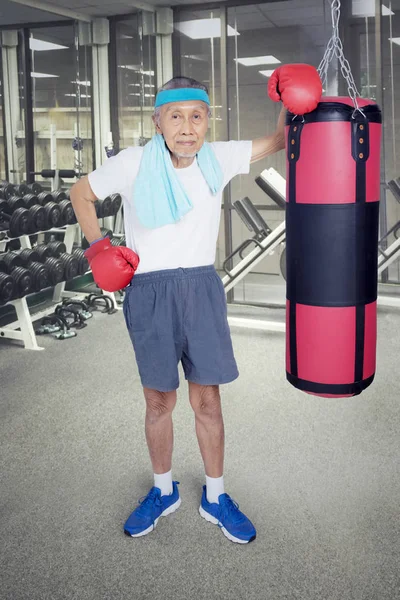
[22,194,39,209]
[36,314,77,340]
[58,252,79,280]
[110,193,122,215]
[47,241,67,257]
[29,204,46,233]
[82,227,113,250]
[73,248,89,275]
[0,207,32,237]
[85,293,117,314]
[0,271,15,305]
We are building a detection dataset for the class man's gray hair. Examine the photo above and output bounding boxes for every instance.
[153,76,212,125]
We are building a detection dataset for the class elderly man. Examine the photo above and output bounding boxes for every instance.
[71,68,320,544]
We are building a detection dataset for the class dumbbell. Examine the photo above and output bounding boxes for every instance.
[58,200,77,226]
[0,254,16,304]
[22,194,39,209]
[0,183,16,201]
[110,236,126,247]
[110,193,122,216]
[15,183,30,197]
[58,252,79,280]
[73,248,89,275]
[29,204,46,234]
[0,271,15,305]
[19,248,41,265]
[3,249,49,293]
[27,182,43,195]
[47,241,67,257]
[0,252,33,299]
[18,249,50,292]
[51,190,68,203]
[33,246,64,285]
[94,196,113,218]
[37,192,54,206]
[42,202,62,230]
[81,227,113,249]
[0,207,32,237]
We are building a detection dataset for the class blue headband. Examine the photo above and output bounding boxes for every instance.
[154,87,210,108]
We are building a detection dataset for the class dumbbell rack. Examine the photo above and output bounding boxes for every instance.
[0,224,120,350]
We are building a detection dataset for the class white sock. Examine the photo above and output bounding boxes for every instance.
[154,470,173,497]
[206,475,224,504]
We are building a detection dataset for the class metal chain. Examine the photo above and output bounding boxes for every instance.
[317,0,364,115]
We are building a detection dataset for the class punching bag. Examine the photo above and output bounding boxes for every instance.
[285,97,382,397]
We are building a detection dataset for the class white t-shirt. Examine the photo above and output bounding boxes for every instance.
[88,140,252,274]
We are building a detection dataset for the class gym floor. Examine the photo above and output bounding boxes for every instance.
[1,302,399,600]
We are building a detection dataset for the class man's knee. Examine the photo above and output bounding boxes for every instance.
[190,384,222,419]
[144,388,177,422]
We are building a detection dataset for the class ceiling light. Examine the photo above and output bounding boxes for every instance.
[176,19,239,39]
[31,72,59,78]
[128,83,155,88]
[235,55,280,67]
[259,70,275,78]
[390,37,400,45]
[352,0,394,16]
[71,80,91,86]
[29,38,69,51]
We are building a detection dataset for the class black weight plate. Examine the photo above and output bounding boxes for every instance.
[45,257,64,284]
[37,192,53,206]
[16,184,30,197]
[10,266,33,298]
[94,200,103,218]
[100,227,113,238]
[3,251,24,272]
[52,190,67,203]
[28,182,43,194]
[29,261,50,292]
[0,183,16,201]
[19,248,40,265]
[23,194,39,209]
[58,200,75,226]
[110,193,122,215]
[35,245,52,262]
[43,202,61,229]
[7,196,24,213]
[0,271,15,304]
[9,208,31,237]
[0,199,8,213]
[73,248,89,275]
[29,205,46,233]
[101,196,113,217]
[47,241,67,257]
[0,254,8,272]
[59,253,79,280]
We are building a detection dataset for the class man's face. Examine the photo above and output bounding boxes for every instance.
[154,100,209,159]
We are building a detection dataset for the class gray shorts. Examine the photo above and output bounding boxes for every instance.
[123,265,239,392]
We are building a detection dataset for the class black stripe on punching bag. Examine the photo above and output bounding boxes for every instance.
[352,116,369,383]
[287,119,304,378]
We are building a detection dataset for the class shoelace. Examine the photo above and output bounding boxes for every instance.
[135,488,162,517]
[218,496,246,527]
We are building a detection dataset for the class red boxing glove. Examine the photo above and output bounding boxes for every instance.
[268,64,322,114]
[84,237,139,292]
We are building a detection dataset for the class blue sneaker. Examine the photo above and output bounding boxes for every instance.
[199,485,256,544]
[124,481,181,537]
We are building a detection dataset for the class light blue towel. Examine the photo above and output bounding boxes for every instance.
[133,134,223,229]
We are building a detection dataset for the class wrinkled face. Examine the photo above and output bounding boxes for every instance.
[154,100,209,158]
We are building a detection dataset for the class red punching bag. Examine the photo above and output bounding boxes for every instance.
[285,97,382,397]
